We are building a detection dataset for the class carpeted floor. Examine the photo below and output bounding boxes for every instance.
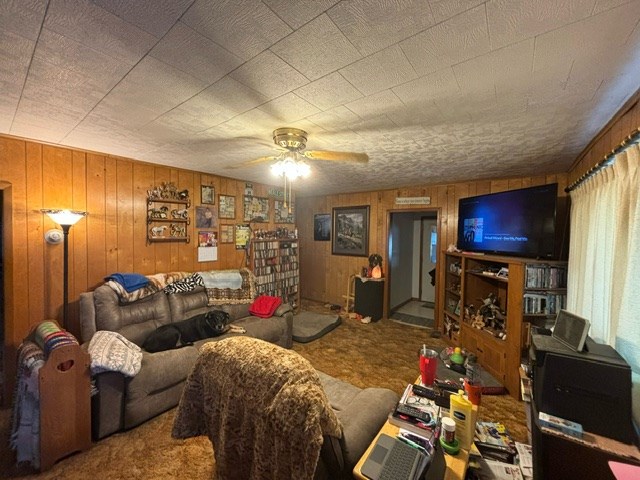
[0,299,528,479]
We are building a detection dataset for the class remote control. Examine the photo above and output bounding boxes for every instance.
[411,384,437,400]
[395,404,433,423]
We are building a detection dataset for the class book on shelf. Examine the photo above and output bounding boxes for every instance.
[474,422,517,464]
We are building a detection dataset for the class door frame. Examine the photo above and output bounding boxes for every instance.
[385,207,442,324]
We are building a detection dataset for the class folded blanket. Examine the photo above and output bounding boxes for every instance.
[249,295,282,318]
[199,270,243,289]
[11,341,45,469]
[34,321,78,357]
[107,271,191,303]
[88,331,142,377]
[105,273,149,293]
[205,268,256,306]
[172,337,342,480]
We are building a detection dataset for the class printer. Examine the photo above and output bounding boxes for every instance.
[530,334,635,444]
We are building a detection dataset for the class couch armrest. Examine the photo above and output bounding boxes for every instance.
[274,303,293,317]
[333,387,399,471]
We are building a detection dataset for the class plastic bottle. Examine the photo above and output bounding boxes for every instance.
[449,390,474,449]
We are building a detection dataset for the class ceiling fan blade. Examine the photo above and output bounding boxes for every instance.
[225,155,279,169]
[303,150,369,163]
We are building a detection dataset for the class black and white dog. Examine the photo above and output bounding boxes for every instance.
[143,310,245,352]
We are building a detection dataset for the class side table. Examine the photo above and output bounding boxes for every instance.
[354,276,384,321]
[353,378,473,480]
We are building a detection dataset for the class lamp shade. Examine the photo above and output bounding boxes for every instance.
[41,209,88,226]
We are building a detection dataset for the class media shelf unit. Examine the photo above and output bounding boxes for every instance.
[251,238,300,311]
[440,252,567,399]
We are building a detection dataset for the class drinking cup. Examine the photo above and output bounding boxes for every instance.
[419,347,438,386]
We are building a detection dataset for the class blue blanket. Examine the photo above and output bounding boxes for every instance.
[105,273,149,293]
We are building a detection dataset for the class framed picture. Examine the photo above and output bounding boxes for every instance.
[198,231,218,247]
[235,224,250,249]
[220,224,234,243]
[314,213,331,241]
[201,185,215,205]
[332,205,369,257]
[243,195,269,222]
[218,194,236,219]
[195,205,217,228]
[274,200,295,224]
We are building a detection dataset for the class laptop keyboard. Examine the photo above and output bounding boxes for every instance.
[378,439,420,480]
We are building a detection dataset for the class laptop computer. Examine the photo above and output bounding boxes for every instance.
[361,433,428,480]
[552,309,590,352]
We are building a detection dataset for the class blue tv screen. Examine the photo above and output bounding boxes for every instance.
[457,184,558,259]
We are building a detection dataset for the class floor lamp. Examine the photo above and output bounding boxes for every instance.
[42,209,88,328]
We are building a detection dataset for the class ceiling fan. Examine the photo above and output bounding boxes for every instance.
[235,127,370,169]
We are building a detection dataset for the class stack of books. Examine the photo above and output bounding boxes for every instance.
[388,384,440,439]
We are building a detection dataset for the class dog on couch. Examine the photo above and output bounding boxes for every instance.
[143,310,246,353]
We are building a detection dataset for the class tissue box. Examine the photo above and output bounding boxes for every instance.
[538,412,583,439]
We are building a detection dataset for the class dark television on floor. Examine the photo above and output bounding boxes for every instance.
[457,183,560,259]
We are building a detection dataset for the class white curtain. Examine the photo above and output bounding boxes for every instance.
[567,144,640,419]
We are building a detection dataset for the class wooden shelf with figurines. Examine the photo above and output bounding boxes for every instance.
[147,182,191,244]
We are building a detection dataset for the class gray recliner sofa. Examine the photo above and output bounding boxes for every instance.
[79,281,293,439]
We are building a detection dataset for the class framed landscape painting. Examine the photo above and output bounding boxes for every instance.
[332,205,369,256]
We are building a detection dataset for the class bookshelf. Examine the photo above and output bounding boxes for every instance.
[251,238,300,310]
[439,252,567,399]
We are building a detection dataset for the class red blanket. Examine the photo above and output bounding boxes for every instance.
[249,295,282,318]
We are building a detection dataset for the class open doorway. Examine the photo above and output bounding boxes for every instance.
[387,210,438,328]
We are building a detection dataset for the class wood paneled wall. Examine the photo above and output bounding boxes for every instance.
[568,92,640,184]
[0,135,291,401]
[297,175,568,318]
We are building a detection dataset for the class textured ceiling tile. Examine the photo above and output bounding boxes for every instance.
[400,4,491,76]
[214,108,282,140]
[21,58,107,116]
[44,0,157,64]
[0,29,35,87]
[14,96,84,128]
[11,120,73,143]
[453,39,534,97]
[193,76,269,118]
[258,93,321,123]
[294,72,363,111]
[34,28,130,91]
[429,0,486,22]
[90,0,192,37]
[0,0,47,41]
[593,0,630,14]
[263,0,340,29]
[487,0,597,50]
[533,3,640,72]
[149,22,243,84]
[182,0,292,61]
[340,45,418,96]
[307,105,363,131]
[393,69,460,105]
[346,90,405,118]
[270,14,362,81]
[229,50,309,99]
[100,56,207,115]
[328,0,435,56]
[386,103,445,128]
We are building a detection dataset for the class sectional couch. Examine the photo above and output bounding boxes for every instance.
[79,281,293,439]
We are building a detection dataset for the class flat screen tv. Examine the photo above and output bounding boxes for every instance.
[457,184,559,259]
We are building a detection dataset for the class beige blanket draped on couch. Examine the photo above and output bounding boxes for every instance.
[172,337,342,480]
